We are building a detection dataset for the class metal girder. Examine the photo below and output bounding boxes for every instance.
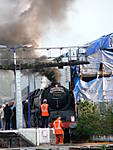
[0,60,89,70]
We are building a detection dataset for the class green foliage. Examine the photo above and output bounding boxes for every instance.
[101,145,106,150]
[75,100,113,140]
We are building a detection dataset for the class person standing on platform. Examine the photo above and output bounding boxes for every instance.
[4,103,12,130]
[23,100,28,128]
[40,99,49,128]
[53,116,64,145]
[11,105,16,129]
[0,104,5,130]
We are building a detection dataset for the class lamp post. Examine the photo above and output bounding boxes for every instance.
[68,49,72,90]
[27,74,31,128]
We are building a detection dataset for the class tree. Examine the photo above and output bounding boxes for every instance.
[75,100,113,141]
[75,100,100,140]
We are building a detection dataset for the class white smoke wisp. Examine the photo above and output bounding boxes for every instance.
[40,76,50,90]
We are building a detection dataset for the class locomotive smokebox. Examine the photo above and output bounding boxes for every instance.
[42,83,70,110]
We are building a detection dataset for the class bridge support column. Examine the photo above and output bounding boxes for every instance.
[16,70,23,129]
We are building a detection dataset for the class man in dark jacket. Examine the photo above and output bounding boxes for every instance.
[4,103,12,130]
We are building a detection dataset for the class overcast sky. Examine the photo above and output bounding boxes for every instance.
[0,0,112,47]
[42,0,113,47]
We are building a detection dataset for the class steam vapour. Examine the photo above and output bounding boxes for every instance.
[30,56,61,83]
[0,0,74,82]
[0,0,74,45]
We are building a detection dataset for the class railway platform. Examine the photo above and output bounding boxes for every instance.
[0,129,113,149]
[1,142,113,150]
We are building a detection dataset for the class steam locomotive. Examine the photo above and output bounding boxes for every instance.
[41,83,76,127]
[23,83,77,142]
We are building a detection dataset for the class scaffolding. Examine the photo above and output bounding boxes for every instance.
[73,33,113,103]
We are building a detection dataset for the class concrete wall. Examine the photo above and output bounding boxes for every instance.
[18,128,55,146]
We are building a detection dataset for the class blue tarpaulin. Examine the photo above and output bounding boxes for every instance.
[86,33,113,55]
[73,33,113,102]
[74,76,113,102]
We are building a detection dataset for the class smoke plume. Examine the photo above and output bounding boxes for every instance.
[36,57,61,83]
[24,55,61,83]
[0,0,74,45]
[0,0,74,82]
